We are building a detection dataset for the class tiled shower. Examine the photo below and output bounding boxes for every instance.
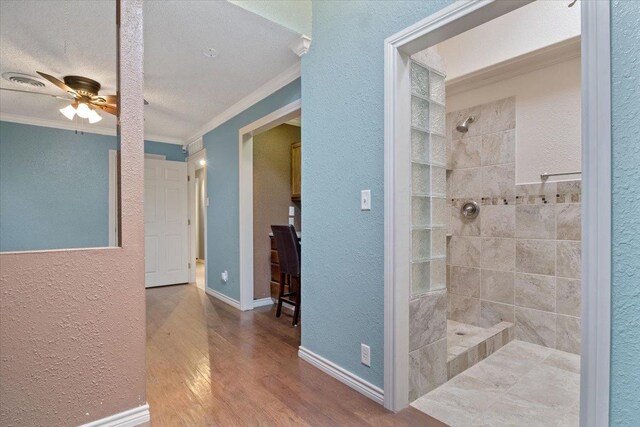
[408,55,582,402]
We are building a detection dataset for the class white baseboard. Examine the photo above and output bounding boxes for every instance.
[205,288,241,310]
[298,346,384,405]
[80,404,150,427]
[253,297,274,308]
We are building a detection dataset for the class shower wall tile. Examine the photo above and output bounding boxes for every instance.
[450,266,481,298]
[515,307,556,348]
[515,181,558,202]
[556,204,581,240]
[451,136,481,168]
[481,269,515,304]
[409,337,448,400]
[449,294,481,326]
[481,130,515,166]
[479,97,516,134]
[481,237,515,272]
[556,315,581,354]
[449,236,482,268]
[516,204,556,239]
[448,105,483,139]
[480,301,515,328]
[556,240,581,279]
[481,205,515,238]
[556,278,581,317]
[410,290,447,351]
[450,205,481,236]
[516,239,556,276]
[448,168,482,199]
[482,163,515,198]
[514,273,556,312]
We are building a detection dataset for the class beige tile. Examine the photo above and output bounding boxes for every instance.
[480,393,566,427]
[481,237,515,272]
[481,205,515,238]
[557,240,581,279]
[409,290,447,351]
[449,236,482,267]
[556,277,581,317]
[557,180,581,195]
[516,182,558,200]
[409,350,421,402]
[515,273,556,312]
[498,339,553,362]
[508,367,577,409]
[480,300,515,328]
[481,269,514,304]
[481,129,515,166]
[515,307,556,347]
[449,104,483,140]
[449,266,481,297]
[425,374,503,418]
[447,352,469,379]
[451,136,482,168]
[411,397,477,427]
[543,351,581,375]
[462,353,521,392]
[516,204,556,239]
[482,164,515,198]
[448,168,482,199]
[556,315,581,354]
[449,294,480,326]
[557,204,581,241]
[479,97,516,134]
[411,338,449,399]
[450,204,481,236]
[516,239,556,276]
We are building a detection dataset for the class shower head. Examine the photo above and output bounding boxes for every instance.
[456,116,475,133]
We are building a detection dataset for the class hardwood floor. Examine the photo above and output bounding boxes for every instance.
[146,284,446,426]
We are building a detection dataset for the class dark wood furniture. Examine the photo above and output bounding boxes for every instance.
[270,225,301,326]
[291,142,301,201]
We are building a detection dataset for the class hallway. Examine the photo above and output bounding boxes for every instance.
[146,284,444,426]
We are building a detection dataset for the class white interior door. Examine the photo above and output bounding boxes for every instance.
[144,158,189,287]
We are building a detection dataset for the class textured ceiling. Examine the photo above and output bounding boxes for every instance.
[0,1,301,142]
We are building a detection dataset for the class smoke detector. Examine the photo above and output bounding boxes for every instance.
[2,72,46,89]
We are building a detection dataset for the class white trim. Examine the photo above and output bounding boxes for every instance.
[0,113,183,145]
[298,346,384,405]
[187,150,208,289]
[238,99,301,311]
[580,1,611,426]
[108,150,118,247]
[186,63,301,143]
[252,297,274,308]
[446,36,581,96]
[79,404,150,427]
[205,288,241,310]
[144,153,166,160]
[290,35,312,57]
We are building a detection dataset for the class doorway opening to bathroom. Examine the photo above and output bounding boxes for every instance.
[188,148,208,291]
[384,1,611,426]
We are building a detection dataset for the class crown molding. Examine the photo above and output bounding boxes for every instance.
[290,35,312,57]
[185,62,301,143]
[0,113,183,145]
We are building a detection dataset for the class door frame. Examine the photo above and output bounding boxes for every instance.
[383,2,612,425]
[238,99,301,311]
[187,149,208,290]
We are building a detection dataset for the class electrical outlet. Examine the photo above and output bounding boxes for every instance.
[221,270,228,283]
[289,206,295,216]
[288,217,295,226]
[361,343,371,367]
[361,190,371,211]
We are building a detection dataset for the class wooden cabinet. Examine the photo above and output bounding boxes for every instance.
[269,236,281,299]
[291,142,301,201]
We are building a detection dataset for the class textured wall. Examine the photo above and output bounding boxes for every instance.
[0,121,183,251]
[203,79,300,301]
[252,124,301,299]
[0,1,147,425]
[301,0,452,388]
[610,0,640,424]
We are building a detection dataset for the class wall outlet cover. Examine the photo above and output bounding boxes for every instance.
[361,343,371,367]
[289,206,295,216]
[221,270,228,283]
[361,190,371,211]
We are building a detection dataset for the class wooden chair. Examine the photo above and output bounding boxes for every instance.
[271,225,301,326]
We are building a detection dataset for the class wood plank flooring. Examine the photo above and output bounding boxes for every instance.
[146,284,445,426]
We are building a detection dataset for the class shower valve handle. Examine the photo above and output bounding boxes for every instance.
[461,201,480,219]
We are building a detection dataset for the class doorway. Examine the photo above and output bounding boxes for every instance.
[383,1,611,425]
[188,148,208,291]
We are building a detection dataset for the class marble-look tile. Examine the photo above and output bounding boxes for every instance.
[559,400,580,427]
[448,167,482,198]
[479,97,516,134]
[515,273,556,312]
[557,180,581,195]
[480,393,567,427]
[425,374,503,418]
[449,236,482,267]
[450,204,481,236]
[481,205,515,238]
[415,338,449,395]
[409,290,447,350]
[447,352,469,379]
[507,368,577,410]
[556,315,581,354]
[451,136,482,168]
[481,269,514,304]
[557,240,581,279]
[516,204,556,239]
[449,266,481,297]
[524,363,580,393]
[498,340,552,363]
[556,203,581,240]
[481,237,515,272]
[462,353,521,392]
[556,277,581,317]
[480,301,515,328]
[448,104,483,140]
[481,129,515,166]
[449,294,481,326]
[482,164,515,198]
[409,350,421,402]
[411,397,477,427]
[515,307,556,347]
[543,351,581,375]
[516,181,558,200]
[516,239,556,276]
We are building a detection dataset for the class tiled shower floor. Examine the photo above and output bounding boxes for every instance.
[412,340,580,427]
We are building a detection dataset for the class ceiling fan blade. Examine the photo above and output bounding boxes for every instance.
[0,87,73,101]
[96,104,118,116]
[91,94,117,105]
[36,71,78,96]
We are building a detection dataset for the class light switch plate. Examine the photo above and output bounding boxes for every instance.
[288,217,295,226]
[361,343,371,367]
[361,190,371,211]
[289,206,295,216]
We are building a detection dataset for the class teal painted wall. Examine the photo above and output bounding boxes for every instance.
[610,1,640,424]
[203,79,301,300]
[301,1,452,388]
[0,121,184,251]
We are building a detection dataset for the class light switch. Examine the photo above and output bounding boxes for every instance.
[288,217,295,226]
[361,190,371,211]
[289,206,295,216]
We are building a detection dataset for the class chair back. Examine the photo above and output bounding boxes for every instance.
[271,225,301,277]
